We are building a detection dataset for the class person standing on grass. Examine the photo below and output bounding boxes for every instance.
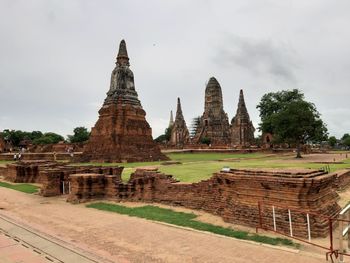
[13,153,17,161]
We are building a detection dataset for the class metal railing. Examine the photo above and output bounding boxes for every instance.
[256,201,350,263]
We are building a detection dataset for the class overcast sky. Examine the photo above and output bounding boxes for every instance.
[0,0,349,139]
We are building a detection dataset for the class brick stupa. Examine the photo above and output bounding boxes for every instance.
[169,98,190,147]
[193,77,231,145]
[231,90,255,146]
[82,40,168,162]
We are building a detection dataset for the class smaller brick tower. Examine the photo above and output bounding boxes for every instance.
[230,89,255,147]
[170,98,190,147]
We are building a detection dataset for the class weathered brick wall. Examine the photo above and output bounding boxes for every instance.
[333,170,350,190]
[0,153,83,161]
[39,166,123,197]
[0,167,6,177]
[0,161,123,196]
[67,168,340,238]
[4,161,57,183]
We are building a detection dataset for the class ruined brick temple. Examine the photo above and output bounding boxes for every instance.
[169,98,190,147]
[231,90,255,146]
[82,40,167,162]
[174,77,256,147]
[193,77,231,145]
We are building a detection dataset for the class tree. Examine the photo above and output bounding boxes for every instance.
[154,127,172,143]
[257,89,304,134]
[0,129,31,147]
[328,136,337,147]
[30,131,43,141]
[32,132,64,145]
[200,137,211,146]
[342,133,350,141]
[343,137,350,148]
[257,89,328,158]
[68,127,90,143]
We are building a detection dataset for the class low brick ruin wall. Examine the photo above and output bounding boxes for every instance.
[68,168,340,238]
[40,166,123,197]
[0,153,83,162]
[333,170,350,190]
[0,161,123,197]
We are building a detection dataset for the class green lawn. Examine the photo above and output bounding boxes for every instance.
[0,181,39,194]
[87,202,296,247]
[0,160,14,167]
[166,152,265,162]
[72,152,350,183]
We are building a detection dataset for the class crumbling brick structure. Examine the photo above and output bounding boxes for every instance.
[82,40,167,163]
[192,77,231,146]
[1,161,123,197]
[230,90,255,147]
[169,98,190,147]
[332,169,350,190]
[68,168,340,238]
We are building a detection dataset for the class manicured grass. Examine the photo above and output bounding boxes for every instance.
[166,152,265,162]
[70,161,162,168]
[72,152,350,183]
[87,202,296,247]
[0,161,14,167]
[159,154,350,182]
[0,181,39,194]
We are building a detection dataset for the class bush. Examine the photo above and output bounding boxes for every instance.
[200,137,211,145]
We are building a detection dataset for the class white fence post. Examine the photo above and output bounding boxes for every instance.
[272,206,276,231]
[306,213,311,242]
[288,209,293,237]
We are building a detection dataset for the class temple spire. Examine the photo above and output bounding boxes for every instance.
[238,89,246,107]
[169,110,174,127]
[235,89,249,122]
[116,39,129,66]
[176,97,183,117]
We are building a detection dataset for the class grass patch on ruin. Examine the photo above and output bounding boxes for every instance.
[0,181,39,194]
[87,202,296,248]
[0,161,14,167]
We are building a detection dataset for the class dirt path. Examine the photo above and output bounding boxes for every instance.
[0,188,326,263]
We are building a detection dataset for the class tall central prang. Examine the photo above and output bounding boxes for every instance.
[82,40,168,162]
[193,77,231,145]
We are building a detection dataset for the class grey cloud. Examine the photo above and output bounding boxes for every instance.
[213,35,297,84]
[0,0,349,139]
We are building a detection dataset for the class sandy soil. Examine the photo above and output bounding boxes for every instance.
[271,152,349,164]
[0,188,328,263]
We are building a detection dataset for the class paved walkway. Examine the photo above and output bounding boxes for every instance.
[0,214,109,263]
[0,187,328,263]
[0,232,49,263]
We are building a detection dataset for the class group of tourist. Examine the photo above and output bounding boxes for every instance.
[13,153,22,161]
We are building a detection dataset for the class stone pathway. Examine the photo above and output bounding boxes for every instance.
[0,214,111,263]
[0,232,49,263]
